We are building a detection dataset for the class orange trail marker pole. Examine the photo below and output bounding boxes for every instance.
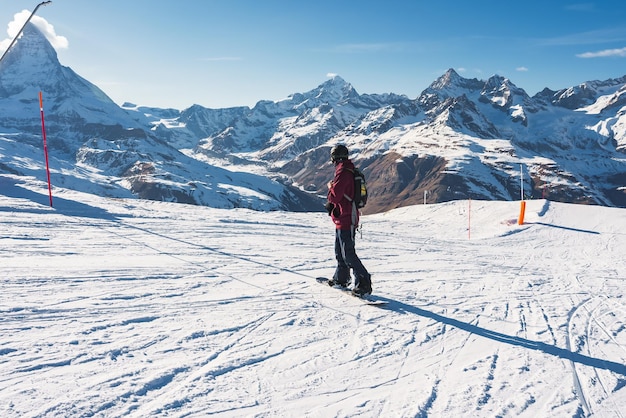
[39,91,53,207]
[517,163,525,225]
[518,200,526,225]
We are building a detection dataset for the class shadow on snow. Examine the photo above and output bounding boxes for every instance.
[530,221,600,235]
[378,297,626,376]
[0,175,119,220]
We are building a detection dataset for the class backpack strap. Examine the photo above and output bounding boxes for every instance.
[342,168,355,202]
[344,168,360,228]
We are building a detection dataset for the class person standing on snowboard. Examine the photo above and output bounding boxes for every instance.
[325,144,372,296]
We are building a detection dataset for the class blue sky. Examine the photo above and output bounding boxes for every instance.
[2,1,626,110]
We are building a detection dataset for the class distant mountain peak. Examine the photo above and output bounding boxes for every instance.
[325,73,346,82]
[426,68,485,96]
[431,68,463,89]
[481,74,530,109]
[312,74,358,103]
[483,74,524,93]
[484,74,507,87]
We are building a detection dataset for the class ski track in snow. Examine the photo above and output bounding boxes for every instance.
[2,186,626,417]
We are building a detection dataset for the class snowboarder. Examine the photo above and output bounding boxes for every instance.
[325,144,372,296]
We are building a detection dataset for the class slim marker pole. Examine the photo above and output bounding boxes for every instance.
[39,91,53,207]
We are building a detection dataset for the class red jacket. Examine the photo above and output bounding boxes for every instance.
[327,159,359,230]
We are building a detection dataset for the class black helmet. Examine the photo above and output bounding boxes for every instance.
[330,144,349,162]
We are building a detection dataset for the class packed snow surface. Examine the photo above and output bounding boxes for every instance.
[2,175,626,417]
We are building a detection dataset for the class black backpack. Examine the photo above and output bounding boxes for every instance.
[350,167,368,209]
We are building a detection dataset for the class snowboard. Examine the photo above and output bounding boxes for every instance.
[315,277,387,306]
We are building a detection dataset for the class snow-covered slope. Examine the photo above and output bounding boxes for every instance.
[2,180,625,417]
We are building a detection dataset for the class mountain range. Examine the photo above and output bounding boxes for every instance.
[2,22,626,213]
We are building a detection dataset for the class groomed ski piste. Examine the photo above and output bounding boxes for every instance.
[2,175,626,417]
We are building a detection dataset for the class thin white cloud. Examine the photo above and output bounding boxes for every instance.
[577,47,626,58]
[516,66,529,72]
[0,10,68,53]
[326,72,338,78]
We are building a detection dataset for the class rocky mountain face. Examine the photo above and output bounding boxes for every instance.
[2,23,626,213]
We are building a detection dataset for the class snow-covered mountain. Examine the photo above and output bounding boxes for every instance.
[133,68,626,213]
[3,22,626,213]
[275,70,626,213]
[0,23,321,211]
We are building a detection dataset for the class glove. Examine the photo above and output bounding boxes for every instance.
[325,201,334,216]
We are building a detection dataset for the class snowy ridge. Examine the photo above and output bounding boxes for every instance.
[184,67,626,212]
[2,180,626,416]
[3,23,626,213]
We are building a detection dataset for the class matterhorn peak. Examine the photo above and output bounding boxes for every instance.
[0,21,140,131]
[0,22,59,84]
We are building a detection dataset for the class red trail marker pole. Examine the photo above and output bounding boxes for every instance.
[39,91,53,207]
